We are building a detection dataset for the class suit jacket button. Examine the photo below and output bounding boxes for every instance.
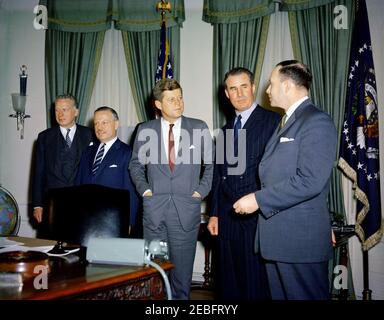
[240,176,243,179]
[222,177,226,180]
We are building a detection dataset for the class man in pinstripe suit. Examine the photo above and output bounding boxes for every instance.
[208,67,280,300]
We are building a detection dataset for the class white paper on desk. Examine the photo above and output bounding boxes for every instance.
[0,237,24,247]
[0,245,54,254]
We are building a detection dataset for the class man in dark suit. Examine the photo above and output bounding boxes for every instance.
[129,79,214,299]
[234,60,337,300]
[32,94,93,227]
[76,106,139,229]
[207,67,280,300]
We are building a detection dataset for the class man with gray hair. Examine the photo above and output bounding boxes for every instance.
[32,94,93,229]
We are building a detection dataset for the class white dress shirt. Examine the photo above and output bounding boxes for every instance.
[161,117,182,162]
[94,136,117,163]
[59,124,77,142]
[284,96,309,124]
[234,102,257,128]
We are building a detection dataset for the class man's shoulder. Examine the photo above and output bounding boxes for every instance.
[298,103,336,132]
[114,138,132,152]
[37,126,58,140]
[255,105,280,120]
[76,124,92,134]
[137,119,159,130]
[301,102,333,122]
[182,116,208,128]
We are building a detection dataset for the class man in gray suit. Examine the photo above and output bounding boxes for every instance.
[233,60,337,300]
[129,79,214,299]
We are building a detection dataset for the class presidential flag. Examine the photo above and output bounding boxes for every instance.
[338,0,382,251]
[155,20,174,83]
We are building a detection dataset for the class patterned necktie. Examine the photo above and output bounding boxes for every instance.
[92,143,105,175]
[168,124,175,172]
[65,128,72,148]
[279,114,288,131]
[234,114,242,156]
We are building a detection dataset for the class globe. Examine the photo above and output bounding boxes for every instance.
[0,186,19,236]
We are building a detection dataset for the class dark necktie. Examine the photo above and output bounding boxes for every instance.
[168,124,175,172]
[65,128,71,148]
[234,114,242,156]
[92,143,105,175]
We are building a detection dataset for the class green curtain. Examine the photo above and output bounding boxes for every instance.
[288,0,355,217]
[203,0,274,24]
[45,30,105,126]
[40,0,185,32]
[42,0,185,125]
[288,0,356,299]
[40,0,113,32]
[115,0,185,31]
[211,16,270,129]
[121,27,181,122]
[280,0,336,11]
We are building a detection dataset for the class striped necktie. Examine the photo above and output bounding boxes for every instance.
[92,143,105,175]
[65,128,72,148]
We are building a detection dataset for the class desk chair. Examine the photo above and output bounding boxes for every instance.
[46,184,131,246]
[0,186,20,236]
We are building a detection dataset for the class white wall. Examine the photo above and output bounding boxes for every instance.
[180,0,213,283]
[0,0,45,237]
[180,0,213,129]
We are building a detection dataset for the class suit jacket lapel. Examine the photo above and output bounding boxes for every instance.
[155,119,171,176]
[242,105,264,131]
[263,100,310,159]
[96,139,119,175]
[173,116,191,174]
[51,127,62,176]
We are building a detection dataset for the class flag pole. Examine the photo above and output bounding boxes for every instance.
[156,0,172,23]
[362,250,372,300]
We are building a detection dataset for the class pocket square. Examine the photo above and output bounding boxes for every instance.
[189,145,195,149]
[89,142,94,146]
[280,137,295,143]
[109,164,118,168]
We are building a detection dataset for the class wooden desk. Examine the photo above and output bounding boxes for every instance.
[0,237,173,300]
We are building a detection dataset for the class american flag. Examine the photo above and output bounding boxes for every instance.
[338,0,382,250]
[155,20,174,83]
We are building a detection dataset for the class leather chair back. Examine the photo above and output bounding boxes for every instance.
[46,184,130,246]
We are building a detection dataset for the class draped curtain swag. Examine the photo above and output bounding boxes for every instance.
[40,0,184,125]
[40,0,185,32]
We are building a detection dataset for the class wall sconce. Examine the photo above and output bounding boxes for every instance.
[9,65,30,139]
